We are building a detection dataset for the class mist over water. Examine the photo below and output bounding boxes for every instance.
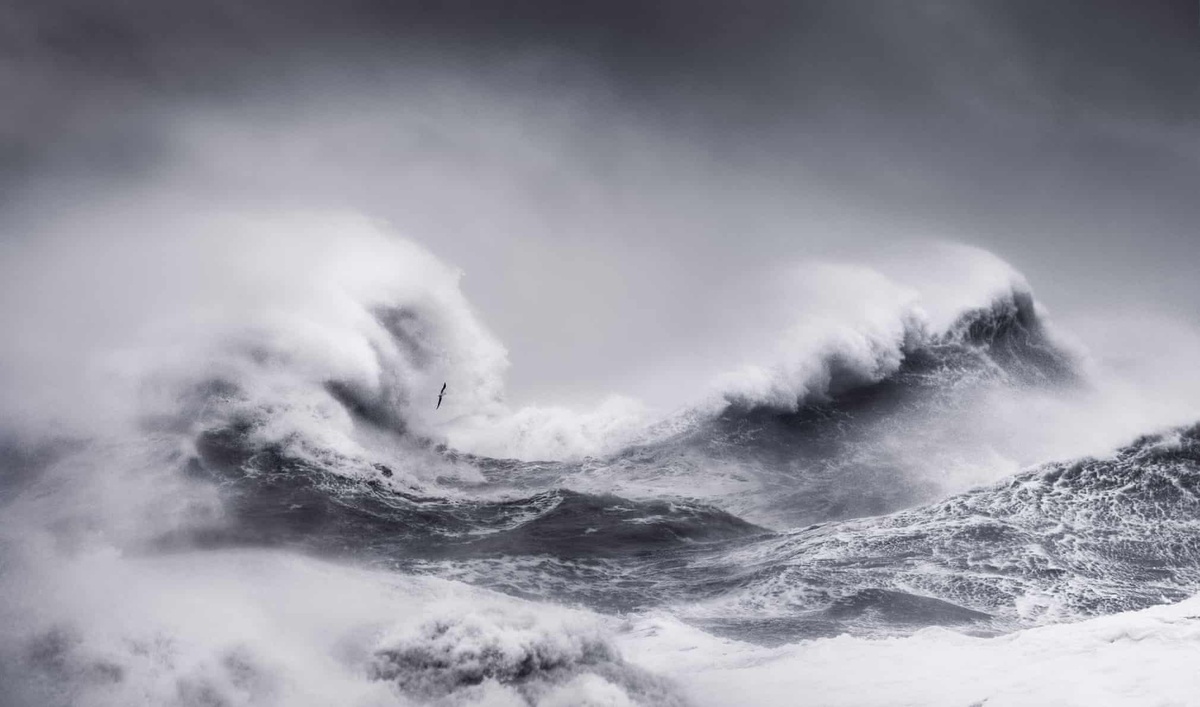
[3,2,1200,705]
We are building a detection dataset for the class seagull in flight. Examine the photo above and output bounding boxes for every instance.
[436,382,447,410]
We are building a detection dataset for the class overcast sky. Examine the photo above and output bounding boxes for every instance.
[2,0,1197,408]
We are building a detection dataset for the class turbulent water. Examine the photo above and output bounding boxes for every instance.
[175,289,1200,645]
[2,227,1199,706]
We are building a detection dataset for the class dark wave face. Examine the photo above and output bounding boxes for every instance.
[590,288,1078,528]
[188,423,765,560]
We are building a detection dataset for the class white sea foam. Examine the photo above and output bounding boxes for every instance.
[4,195,1194,472]
[0,549,685,707]
[622,594,1200,707]
[5,543,1195,707]
[0,202,654,465]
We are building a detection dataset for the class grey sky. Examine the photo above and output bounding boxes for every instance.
[2,0,1197,409]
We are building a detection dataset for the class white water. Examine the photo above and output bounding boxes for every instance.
[4,547,1197,707]
[625,594,1200,707]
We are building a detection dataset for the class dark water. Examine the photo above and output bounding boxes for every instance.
[161,291,1200,645]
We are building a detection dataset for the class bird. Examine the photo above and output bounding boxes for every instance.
[436,382,446,409]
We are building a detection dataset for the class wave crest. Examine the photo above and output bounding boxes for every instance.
[705,241,1079,420]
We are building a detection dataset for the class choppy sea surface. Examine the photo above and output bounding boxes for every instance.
[3,240,1200,706]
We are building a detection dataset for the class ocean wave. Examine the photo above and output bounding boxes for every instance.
[186,423,765,560]
[377,424,1200,644]
[5,208,1200,706]
[661,423,1200,639]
